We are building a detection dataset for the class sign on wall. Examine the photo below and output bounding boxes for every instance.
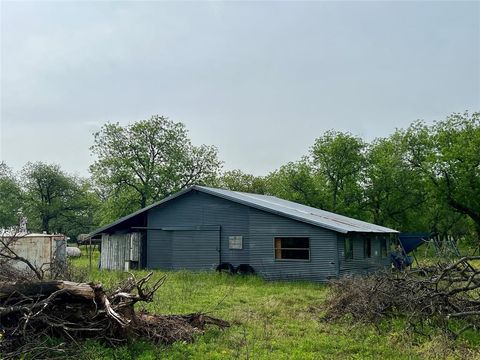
[229,236,243,250]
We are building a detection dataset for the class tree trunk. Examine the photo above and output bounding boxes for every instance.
[42,216,50,233]
[0,280,95,301]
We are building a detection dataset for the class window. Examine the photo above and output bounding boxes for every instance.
[274,237,310,260]
[229,236,243,250]
[380,237,388,257]
[389,234,399,252]
[344,237,353,260]
[364,238,372,258]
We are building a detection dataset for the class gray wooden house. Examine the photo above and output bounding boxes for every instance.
[89,186,398,281]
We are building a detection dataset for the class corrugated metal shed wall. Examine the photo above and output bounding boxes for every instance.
[147,191,250,269]
[146,190,342,281]
[147,230,172,268]
[337,233,390,276]
[170,230,219,270]
[142,189,390,281]
[248,208,339,281]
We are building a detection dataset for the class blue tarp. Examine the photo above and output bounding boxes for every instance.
[398,233,429,254]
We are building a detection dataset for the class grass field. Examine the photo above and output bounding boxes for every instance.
[70,251,480,360]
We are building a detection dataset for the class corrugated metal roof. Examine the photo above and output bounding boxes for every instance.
[88,185,398,237]
[196,186,398,234]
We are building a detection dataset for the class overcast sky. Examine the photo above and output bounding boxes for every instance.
[1,1,479,177]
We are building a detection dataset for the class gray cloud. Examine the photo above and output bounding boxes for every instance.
[1,1,479,176]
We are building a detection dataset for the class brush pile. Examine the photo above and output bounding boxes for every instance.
[324,256,480,335]
[0,272,229,359]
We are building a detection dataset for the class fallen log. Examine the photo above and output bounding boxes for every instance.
[0,272,229,359]
[0,280,95,301]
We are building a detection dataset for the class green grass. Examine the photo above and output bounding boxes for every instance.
[69,249,480,360]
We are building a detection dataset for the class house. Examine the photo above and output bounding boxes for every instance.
[88,186,398,281]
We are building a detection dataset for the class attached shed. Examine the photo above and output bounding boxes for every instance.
[89,186,398,281]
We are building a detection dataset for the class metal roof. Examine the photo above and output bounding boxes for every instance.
[88,185,398,237]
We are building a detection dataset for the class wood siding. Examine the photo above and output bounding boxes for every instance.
[101,232,142,270]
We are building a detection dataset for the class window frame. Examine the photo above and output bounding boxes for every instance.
[344,236,354,260]
[273,236,311,262]
[228,236,243,250]
[364,237,372,258]
[380,237,388,258]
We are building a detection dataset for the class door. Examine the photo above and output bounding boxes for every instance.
[171,229,220,270]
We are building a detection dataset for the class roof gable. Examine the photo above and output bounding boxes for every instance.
[88,185,398,237]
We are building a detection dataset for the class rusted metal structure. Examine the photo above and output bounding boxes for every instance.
[0,232,67,272]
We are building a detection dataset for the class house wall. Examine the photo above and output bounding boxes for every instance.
[147,190,250,269]
[337,233,391,276]
[146,190,341,281]
[248,208,339,281]
[147,229,172,269]
[100,189,392,281]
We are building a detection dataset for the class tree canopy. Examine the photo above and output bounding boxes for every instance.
[403,112,480,235]
[90,115,222,221]
[0,162,22,228]
[311,131,366,217]
[0,111,478,245]
[217,112,480,242]
[22,162,98,237]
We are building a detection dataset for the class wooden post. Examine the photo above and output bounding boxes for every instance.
[89,235,92,273]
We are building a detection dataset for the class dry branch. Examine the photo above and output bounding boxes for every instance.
[0,272,229,359]
[324,257,480,336]
[0,232,45,280]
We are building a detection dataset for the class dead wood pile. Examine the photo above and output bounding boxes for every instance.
[0,272,229,359]
[324,256,480,336]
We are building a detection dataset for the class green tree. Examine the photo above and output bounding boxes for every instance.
[55,179,101,237]
[22,162,97,237]
[216,170,267,194]
[363,134,427,230]
[0,162,23,228]
[93,186,140,226]
[90,115,222,213]
[404,112,480,236]
[311,131,366,216]
[265,160,325,208]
